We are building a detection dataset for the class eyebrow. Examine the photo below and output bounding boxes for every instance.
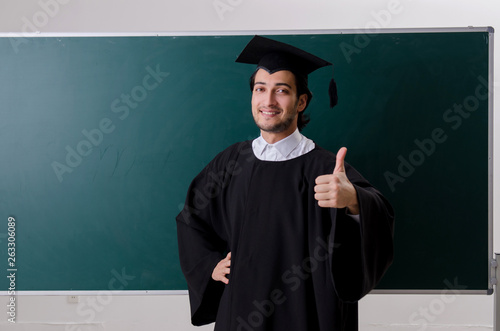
[254,81,293,89]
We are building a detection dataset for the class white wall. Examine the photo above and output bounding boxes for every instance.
[1,0,499,330]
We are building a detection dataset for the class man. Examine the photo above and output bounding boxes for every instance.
[176,35,394,331]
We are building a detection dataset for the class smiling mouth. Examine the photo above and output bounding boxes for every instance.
[260,109,281,116]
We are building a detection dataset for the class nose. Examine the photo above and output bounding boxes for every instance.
[264,91,277,107]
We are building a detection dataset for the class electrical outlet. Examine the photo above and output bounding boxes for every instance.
[67,295,79,304]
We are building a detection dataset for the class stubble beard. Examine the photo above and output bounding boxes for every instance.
[254,106,298,134]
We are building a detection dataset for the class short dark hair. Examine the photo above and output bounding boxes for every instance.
[249,70,312,131]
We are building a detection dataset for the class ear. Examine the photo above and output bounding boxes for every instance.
[297,94,308,113]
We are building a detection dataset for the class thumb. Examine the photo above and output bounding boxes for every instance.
[333,147,347,174]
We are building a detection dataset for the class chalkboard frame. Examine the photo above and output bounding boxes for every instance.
[0,27,494,295]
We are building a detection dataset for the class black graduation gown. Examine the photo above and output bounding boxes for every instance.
[176,141,394,331]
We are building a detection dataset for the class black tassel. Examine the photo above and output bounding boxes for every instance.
[329,78,338,108]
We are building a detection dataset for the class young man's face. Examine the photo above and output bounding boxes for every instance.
[251,69,307,142]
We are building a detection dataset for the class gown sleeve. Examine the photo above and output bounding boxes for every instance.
[176,158,229,326]
[330,163,395,302]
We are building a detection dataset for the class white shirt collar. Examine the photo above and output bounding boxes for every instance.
[252,129,315,161]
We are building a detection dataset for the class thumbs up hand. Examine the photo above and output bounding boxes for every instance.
[314,147,359,214]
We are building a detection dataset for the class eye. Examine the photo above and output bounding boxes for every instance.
[254,86,265,92]
[276,88,289,94]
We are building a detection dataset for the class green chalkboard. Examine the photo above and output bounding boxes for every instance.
[0,29,492,292]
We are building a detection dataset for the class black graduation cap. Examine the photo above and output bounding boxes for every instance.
[235,35,338,108]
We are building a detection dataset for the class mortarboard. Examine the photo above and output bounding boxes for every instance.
[235,35,338,108]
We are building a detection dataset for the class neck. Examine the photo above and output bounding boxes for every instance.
[261,126,297,144]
